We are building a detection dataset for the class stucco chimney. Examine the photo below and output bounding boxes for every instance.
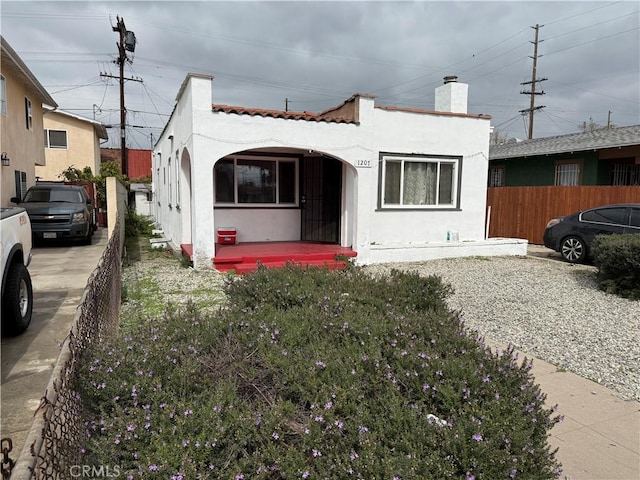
[435,75,468,114]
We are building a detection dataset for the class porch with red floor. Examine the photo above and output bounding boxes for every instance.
[181,242,357,273]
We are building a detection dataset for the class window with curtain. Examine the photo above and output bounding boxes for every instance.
[214,156,297,205]
[381,155,459,208]
[554,161,582,186]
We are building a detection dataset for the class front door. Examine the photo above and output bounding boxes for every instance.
[300,156,342,243]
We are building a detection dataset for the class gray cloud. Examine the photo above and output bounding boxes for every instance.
[2,1,638,148]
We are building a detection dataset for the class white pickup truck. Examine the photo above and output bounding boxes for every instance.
[1,207,33,336]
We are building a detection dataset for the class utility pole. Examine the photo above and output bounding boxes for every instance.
[607,110,612,129]
[285,98,289,112]
[520,24,547,139]
[111,16,137,176]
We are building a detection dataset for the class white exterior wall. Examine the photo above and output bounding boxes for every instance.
[153,74,525,270]
[368,110,490,253]
[133,191,152,217]
[153,75,201,254]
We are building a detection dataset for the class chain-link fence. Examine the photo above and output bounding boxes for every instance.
[9,219,122,480]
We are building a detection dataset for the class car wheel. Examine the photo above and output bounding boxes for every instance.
[560,236,586,263]
[1,263,33,336]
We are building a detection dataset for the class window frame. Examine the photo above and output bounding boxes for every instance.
[554,159,583,186]
[488,165,505,187]
[175,149,181,208]
[25,97,33,130]
[1,75,6,115]
[14,171,27,200]
[378,153,461,210]
[168,157,172,207]
[44,129,68,149]
[214,155,299,207]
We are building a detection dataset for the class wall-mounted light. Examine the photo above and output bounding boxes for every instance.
[1,152,9,167]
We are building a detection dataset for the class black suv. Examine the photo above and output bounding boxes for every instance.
[543,203,640,263]
[12,183,96,245]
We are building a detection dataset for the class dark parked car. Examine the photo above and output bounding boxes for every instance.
[11,183,96,245]
[543,203,640,263]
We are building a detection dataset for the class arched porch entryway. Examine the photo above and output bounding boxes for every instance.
[210,147,357,272]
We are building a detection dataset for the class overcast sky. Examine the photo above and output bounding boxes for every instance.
[2,1,639,150]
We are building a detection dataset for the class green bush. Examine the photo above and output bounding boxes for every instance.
[591,234,640,300]
[79,265,562,479]
[125,209,153,238]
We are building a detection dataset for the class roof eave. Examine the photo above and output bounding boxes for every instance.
[1,36,57,108]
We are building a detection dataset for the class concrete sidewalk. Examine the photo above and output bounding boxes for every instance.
[532,357,640,480]
[525,244,639,478]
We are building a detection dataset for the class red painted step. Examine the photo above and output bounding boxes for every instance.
[229,259,347,275]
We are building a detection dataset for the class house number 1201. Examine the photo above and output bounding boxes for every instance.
[356,159,372,168]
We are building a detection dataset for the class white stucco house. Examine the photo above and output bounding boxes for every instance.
[153,73,526,270]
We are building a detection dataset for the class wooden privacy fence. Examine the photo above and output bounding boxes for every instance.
[486,186,640,245]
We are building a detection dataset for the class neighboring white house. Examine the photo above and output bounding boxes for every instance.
[130,182,153,217]
[153,73,526,270]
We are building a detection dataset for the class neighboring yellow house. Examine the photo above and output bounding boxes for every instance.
[37,109,108,181]
[1,36,57,206]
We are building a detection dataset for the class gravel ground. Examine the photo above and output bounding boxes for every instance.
[121,250,639,401]
[365,256,639,402]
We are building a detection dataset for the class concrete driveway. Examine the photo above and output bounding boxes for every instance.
[0,227,108,462]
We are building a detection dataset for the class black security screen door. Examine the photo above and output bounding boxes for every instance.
[300,156,342,243]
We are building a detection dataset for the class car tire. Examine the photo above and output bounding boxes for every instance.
[1,263,33,336]
[560,236,586,263]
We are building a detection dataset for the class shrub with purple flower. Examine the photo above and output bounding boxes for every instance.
[79,262,562,478]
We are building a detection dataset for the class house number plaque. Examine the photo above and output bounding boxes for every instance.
[356,159,372,168]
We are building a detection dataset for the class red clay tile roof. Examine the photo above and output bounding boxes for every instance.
[211,104,356,124]
[375,105,491,120]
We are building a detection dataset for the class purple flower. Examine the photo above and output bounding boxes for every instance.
[312,448,322,457]
[315,360,326,368]
[324,401,333,410]
[465,473,475,480]
[302,471,310,478]
[149,464,158,471]
[472,433,483,442]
